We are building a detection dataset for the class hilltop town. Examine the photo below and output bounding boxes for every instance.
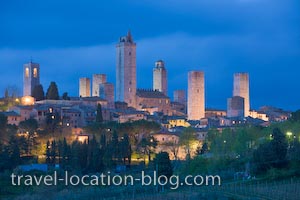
[0,31,299,199]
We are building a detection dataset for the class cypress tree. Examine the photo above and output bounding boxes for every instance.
[96,103,103,123]
[46,82,59,100]
[32,84,45,101]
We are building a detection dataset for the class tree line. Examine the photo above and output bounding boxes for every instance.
[45,132,132,173]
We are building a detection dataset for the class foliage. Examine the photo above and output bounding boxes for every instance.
[32,84,45,101]
[179,127,198,159]
[196,142,208,155]
[252,128,288,174]
[0,113,7,140]
[136,135,157,162]
[46,81,59,100]
[62,92,70,100]
[154,151,173,178]
[290,109,300,122]
[45,111,60,134]
[18,118,39,155]
[0,136,21,171]
[96,103,103,123]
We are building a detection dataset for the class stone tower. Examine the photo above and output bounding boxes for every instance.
[227,96,245,118]
[116,30,136,107]
[23,61,40,96]
[153,60,167,96]
[79,77,91,97]
[233,73,250,117]
[100,83,114,109]
[188,71,205,120]
[92,74,106,97]
[173,90,186,105]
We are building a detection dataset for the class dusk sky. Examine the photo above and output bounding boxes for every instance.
[0,0,299,110]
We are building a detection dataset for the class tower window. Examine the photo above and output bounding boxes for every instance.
[25,68,29,78]
[33,68,38,78]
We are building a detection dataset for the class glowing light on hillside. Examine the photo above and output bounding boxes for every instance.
[286,131,293,137]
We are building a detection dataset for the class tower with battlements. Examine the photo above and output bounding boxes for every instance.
[233,73,250,117]
[188,71,205,120]
[92,74,106,97]
[116,30,136,107]
[79,77,91,97]
[23,61,40,96]
[153,60,167,96]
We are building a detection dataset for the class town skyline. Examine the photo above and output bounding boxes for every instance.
[1,0,299,110]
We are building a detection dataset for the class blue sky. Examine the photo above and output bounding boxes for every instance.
[0,0,299,110]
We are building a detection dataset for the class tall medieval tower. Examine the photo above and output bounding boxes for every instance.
[153,60,167,96]
[23,61,40,96]
[233,73,250,117]
[79,77,91,97]
[116,30,136,107]
[188,71,205,120]
[92,74,106,97]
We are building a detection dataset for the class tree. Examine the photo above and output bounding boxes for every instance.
[200,142,208,155]
[86,136,102,172]
[32,84,45,101]
[46,82,59,100]
[18,118,39,155]
[111,131,120,162]
[59,138,71,170]
[120,133,132,165]
[179,127,198,159]
[45,111,60,134]
[271,128,288,163]
[165,141,180,160]
[137,135,157,162]
[7,136,21,168]
[50,140,58,164]
[96,103,103,123]
[46,140,51,164]
[4,85,19,99]
[290,110,300,122]
[62,92,70,100]
[154,151,173,178]
[0,113,7,140]
[253,128,288,174]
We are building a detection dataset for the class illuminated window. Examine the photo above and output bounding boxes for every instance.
[33,68,38,78]
[25,68,29,77]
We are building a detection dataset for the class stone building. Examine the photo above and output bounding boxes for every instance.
[135,89,171,115]
[187,71,205,120]
[227,96,245,118]
[233,73,250,117]
[173,90,186,105]
[92,74,106,97]
[23,61,40,96]
[79,77,91,97]
[205,108,227,118]
[153,60,167,96]
[116,30,136,108]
